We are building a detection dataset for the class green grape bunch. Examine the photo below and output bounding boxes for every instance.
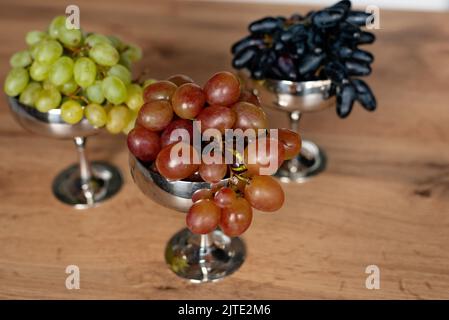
[4,15,148,134]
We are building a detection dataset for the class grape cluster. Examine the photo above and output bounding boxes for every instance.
[231,0,376,118]
[4,16,147,133]
[127,72,302,237]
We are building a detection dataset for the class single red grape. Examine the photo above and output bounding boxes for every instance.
[277,128,302,160]
[244,175,284,212]
[143,80,177,102]
[167,74,194,86]
[244,137,285,176]
[199,162,227,183]
[137,100,173,132]
[160,118,194,148]
[220,197,253,237]
[214,187,237,208]
[171,83,206,119]
[232,101,268,131]
[155,142,199,180]
[192,188,213,203]
[127,127,161,162]
[186,199,221,234]
[196,105,236,134]
[203,71,240,106]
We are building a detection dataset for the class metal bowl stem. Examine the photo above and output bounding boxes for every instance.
[8,98,122,208]
[129,154,246,283]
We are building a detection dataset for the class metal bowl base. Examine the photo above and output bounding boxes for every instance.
[165,228,246,283]
[276,140,327,183]
[52,161,123,209]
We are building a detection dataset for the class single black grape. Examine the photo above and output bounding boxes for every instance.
[357,31,376,44]
[345,60,371,76]
[312,8,345,29]
[346,11,373,26]
[298,53,325,76]
[231,36,265,54]
[337,46,353,59]
[352,79,376,111]
[351,49,374,63]
[336,82,356,118]
[337,47,373,63]
[232,47,259,68]
[249,17,283,34]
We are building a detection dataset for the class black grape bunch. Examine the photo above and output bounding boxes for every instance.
[231,0,377,118]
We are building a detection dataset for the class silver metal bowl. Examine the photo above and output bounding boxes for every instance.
[247,77,335,113]
[239,71,335,183]
[7,98,122,209]
[8,97,97,139]
[129,154,219,212]
[129,154,246,283]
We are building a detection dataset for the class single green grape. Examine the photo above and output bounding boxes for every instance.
[122,109,137,134]
[85,80,104,104]
[107,64,131,85]
[106,105,129,134]
[30,43,40,59]
[34,40,63,64]
[107,35,125,51]
[143,78,157,88]
[10,50,32,68]
[125,84,144,111]
[29,61,51,81]
[49,56,74,86]
[61,100,84,124]
[4,67,29,97]
[58,78,78,95]
[74,57,97,88]
[58,27,82,48]
[85,33,111,47]
[19,82,42,107]
[42,80,56,90]
[102,76,127,105]
[85,103,107,127]
[25,30,47,46]
[48,16,66,39]
[89,42,119,66]
[122,45,142,62]
[35,87,61,112]
[118,54,131,69]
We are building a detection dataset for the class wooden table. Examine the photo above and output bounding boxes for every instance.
[1,0,449,299]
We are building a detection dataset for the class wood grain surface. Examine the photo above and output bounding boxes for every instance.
[1,0,449,299]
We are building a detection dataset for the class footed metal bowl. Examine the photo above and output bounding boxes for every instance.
[128,154,246,283]
[7,97,122,208]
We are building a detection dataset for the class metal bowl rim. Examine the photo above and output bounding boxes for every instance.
[130,153,229,186]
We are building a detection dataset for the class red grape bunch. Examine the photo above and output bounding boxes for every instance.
[127,71,302,237]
